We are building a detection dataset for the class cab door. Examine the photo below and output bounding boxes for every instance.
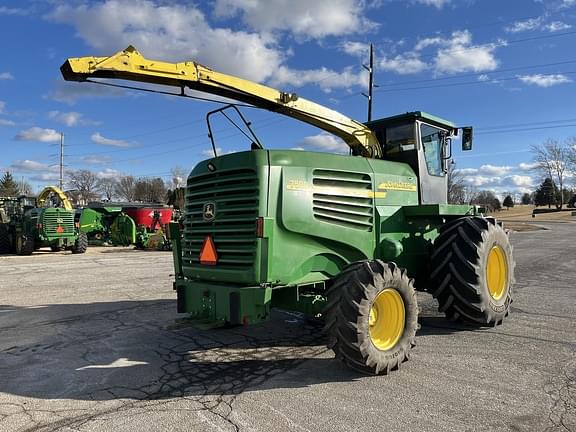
[417,121,449,204]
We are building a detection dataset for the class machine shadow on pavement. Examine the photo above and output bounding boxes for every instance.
[0,300,363,402]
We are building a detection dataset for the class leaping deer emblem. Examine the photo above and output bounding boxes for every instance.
[203,203,216,221]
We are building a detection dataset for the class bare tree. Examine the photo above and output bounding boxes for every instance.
[170,166,187,189]
[115,175,136,202]
[447,162,467,204]
[96,178,118,201]
[18,179,33,195]
[134,177,167,203]
[567,136,576,176]
[531,139,570,209]
[67,170,99,204]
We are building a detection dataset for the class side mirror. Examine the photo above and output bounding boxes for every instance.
[462,127,473,151]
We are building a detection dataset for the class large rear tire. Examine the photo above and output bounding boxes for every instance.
[430,217,515,326]
[72,232,88,254]
[15,235,34,256]
[324,260,418,375]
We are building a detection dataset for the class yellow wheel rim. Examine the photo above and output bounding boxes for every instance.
[368,289,405,351]
[486,245,508,300]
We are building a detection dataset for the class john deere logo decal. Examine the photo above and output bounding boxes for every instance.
[203,202,216,221]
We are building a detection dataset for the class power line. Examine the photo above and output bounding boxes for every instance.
[66,115,286,158]
[476,123,576,135]
[375,59,576,88]
[374,70,576,93]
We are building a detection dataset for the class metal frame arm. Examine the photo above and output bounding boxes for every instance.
[61,46,381,158]
[37,186,72,211]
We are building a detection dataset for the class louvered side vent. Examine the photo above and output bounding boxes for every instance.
[312,169,373,231]
[184,168,259,270]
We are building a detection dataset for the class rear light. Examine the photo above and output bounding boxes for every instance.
[256,217,264,238]
[37,223,43,229]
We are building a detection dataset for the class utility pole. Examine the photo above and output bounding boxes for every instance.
[59,132,64,191]
[362,43,374,122]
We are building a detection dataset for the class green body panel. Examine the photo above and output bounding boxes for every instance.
[79,207,133,245]
[110,213,137,246]
[22,207,77,248]
[79,208,106,237]
[175,148,475,325]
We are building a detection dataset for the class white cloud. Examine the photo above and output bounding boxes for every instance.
[519,162,539,170]
[270,66,366,91]
[502,175,534,188]
[50,0,282,83]
[0,72,13,80]
[96,168,121,179]
[518,74,572,87]
[505,17,543,33]
[0,101,5,114]
[30,173,61,182]
[91,133,132,147]
[340,41,370,57]
[297,133,348,153]
[463,175,496,187]
[383,30,501,76]
[414,0,451,8]
[478,164,513,176]
[379,53,428,74]
[11,160,58,173]
[0,119,15,126]
[49,1,367,93]
[457,168,479,175]
[432,31,501,74]
[545,21,572,32]
[561,0,576,7]
[48,110,100,127]
[82,155,113,165]
[506,17,572,33]
[213,0,375,39]
[15,127,61,143]
[457,162,540,195]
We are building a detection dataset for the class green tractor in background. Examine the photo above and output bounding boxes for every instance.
[77,203,175,249]
[0,186,87,255]
[77,206,136,246]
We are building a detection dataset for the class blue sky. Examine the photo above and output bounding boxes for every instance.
[1,0,575,197]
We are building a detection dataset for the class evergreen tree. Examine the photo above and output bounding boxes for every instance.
[503,195,514,209]
[492,197,502,211]
[521,193,532,205]
[534,178,557,208]
[0,171,19,196]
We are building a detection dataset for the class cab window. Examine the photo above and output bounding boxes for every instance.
[420,124,445,177]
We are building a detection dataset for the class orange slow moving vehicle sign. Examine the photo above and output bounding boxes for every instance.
[200,236,218,265]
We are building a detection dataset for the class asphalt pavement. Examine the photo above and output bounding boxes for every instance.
[0,223,574,432]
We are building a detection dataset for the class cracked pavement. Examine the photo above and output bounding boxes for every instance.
[0,223,575,432]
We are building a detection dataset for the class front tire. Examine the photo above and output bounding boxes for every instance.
[430,217,515,326]
[0,226,10,254]
[324,260,418,375]
[72,232,88,254]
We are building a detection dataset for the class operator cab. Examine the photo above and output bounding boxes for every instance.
[366,111,472,205]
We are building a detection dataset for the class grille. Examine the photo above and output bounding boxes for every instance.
[183,168,259,270]
[42,209,75,236]
[312,169,373,231]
